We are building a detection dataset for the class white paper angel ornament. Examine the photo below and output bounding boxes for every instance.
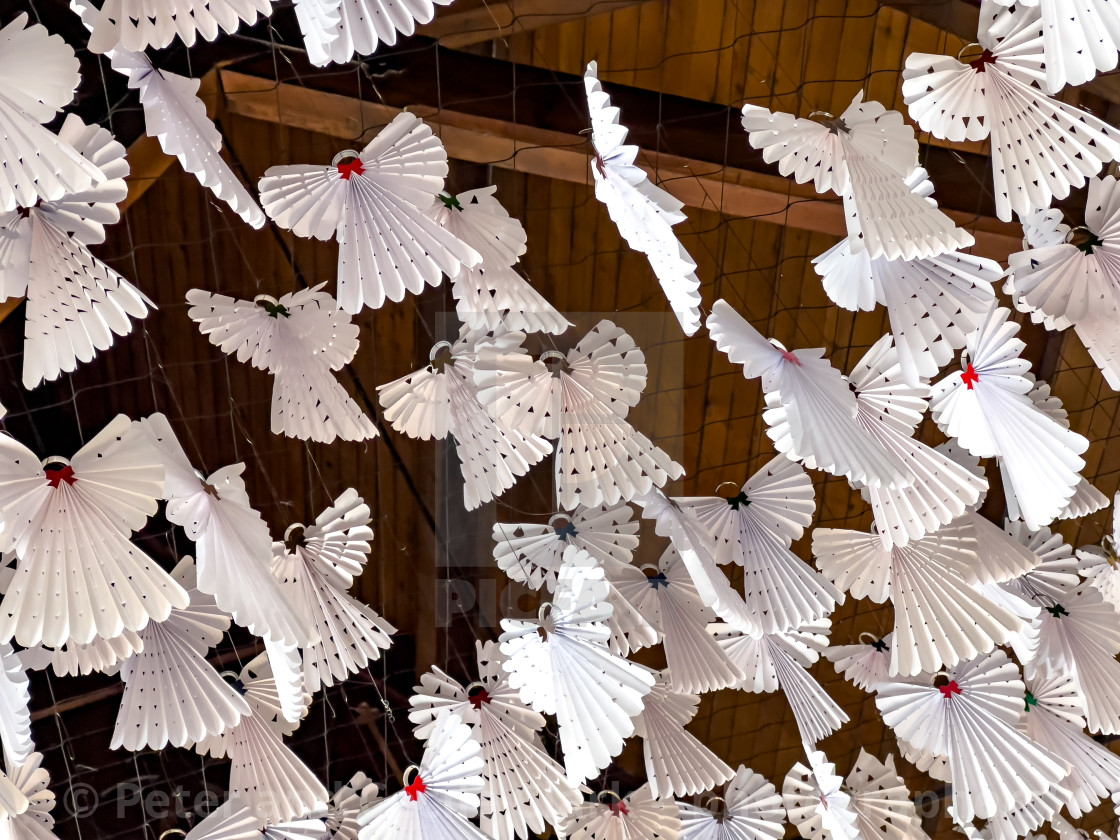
[0,752,57,840]
[498,547,655,783]
[428,187,568,335]
[812,522,1023,677]
[0,644,30,768]
[613,546,744,694]
[563,785,682,840]
[259,112,480,313]
[902,1,1120,222]
[673,456,840,635]
[297,0,452,67]
[492,502,638,594]
[812,232,999,385]
[271,489,394,692]
[633,673,734,799]
[187,284,377,444]
[0,113,153,390]
[782,750,859,840]
[357,713,488,840]
[408,640,580,840]
[930,306,1088,530]
[712,621,849,745]
[136,413,315,649]
[822,632,893,693]
[325,773,380,840]
[111,556,250,752]
[475,320,683,509]
[875,649,1069,821]
[378,327,551,510]
[707,299,908,489]
[741,92,972,260]
[843,751,924,840]
[0,415,188,648]
[584,61,701,336]
[0,14,103,213]
[677,765,785,840]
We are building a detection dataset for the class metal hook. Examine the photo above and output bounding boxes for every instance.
[957,42,983,62]
[159,831,187,840]
[429,341,454,363]
[41,455,71,469]
[402,765,421,786]
[283,522,305,542]
[331,149,362,167]
[858,632,880,645]
[597,790,623,805]
[808,110,836,121]
[714,481,742,497]
[253,294,280,307]
[548,513,572,528]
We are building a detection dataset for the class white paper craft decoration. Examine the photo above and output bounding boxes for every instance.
[0,113,153,389]
[1077,495,1120,608]
[193,652,327,824]
[181,798,261,840]
[823,632,893,693]
[875,649,1069,821]
[707,299,909,489]
[673,455,840,635]
[615,545,745,694]
[0,644,30,767]
[428,187,569,335]
[21,629,143,678]
[498,547,656,783]
[296,0,452,67]
[357,713,488,840]
[1022,673,1120,819]
[78,0,272,52]
[782,750,859,840]
[843,750,925,840]
[475,320,683,509]
[986,0,1120,92]
[677,765,786,840]
[713,620,849,744]
[259,112,480,313]
[111,556,250,752]
[812,522,1023,677]
[136,413,315,649]
[408,640,581,840]
[325,772,381,840]
[271,489,394,692]
[930,306,1089,530]
[0,14,103,213]
[378,327,551,510]
[0,752,55,840]
[595,552,661,657]
[741,92,972,260]
[633,673,734,799]
[812,229,999,385]
[563,784,682,840]
[492,502,638,594]
[902,0,1120,222]
[583,61,702,336]
[187,284,377,444]
[0,415,188,648]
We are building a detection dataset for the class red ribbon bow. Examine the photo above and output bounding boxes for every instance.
[337,160,365,180]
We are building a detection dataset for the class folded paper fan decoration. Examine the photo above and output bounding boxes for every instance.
[492,502,638,593]
[325,773,381,840]
[111,556,250,752]
[677,765,785,840]
[876,649,1069,821]
[812,235,999,385]
[584,61,701,335]
[182,798,261,840]
[597,552,661,656]
[930,306,1089,530]
[297,0,453,67]
[378,327,551,510]
[357,713,488,840]
[475,320,683,509]
[741,92,972,260]
[259,112,480,313]
[707,299,908,489]
[187,284,377,444]
[0,14,103,213]
[0,415,188,648]
[0,113,153,389]
[408,640,580,840]
[674,455,839,634]
[985,0,1120,92]
[0,752,55,840]
[902,0,1120,222]
[428,187,569,335]
[713,621,849,744]
[812,522,1023,677]
[844,751,923,840]
[782,750,859,840]
[498,547,655,783]
[136,413,315,649]
[79,0,273,52]
[822,632,893,693]
[562,784,682,840]
[0,644,30,767]
[633,673,734,799]
[614,545,745,694]
[1022,673,1120,818]
[997,521,1083,604]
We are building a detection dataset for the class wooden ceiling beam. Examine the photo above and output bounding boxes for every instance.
[417,0,652,49]
[218,68,1020,260]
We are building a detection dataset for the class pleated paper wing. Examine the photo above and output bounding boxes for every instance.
[80,0,273,52]
[301,0,453,67]
[0,752,55,840]
[822,633,893,693]
[844,751,922,840]
[677,765,785,840]
[325,772,381,840]
[783,750,859,840]
[0,644,30,767]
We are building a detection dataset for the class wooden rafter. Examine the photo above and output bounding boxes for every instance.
[417,0,652,49]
